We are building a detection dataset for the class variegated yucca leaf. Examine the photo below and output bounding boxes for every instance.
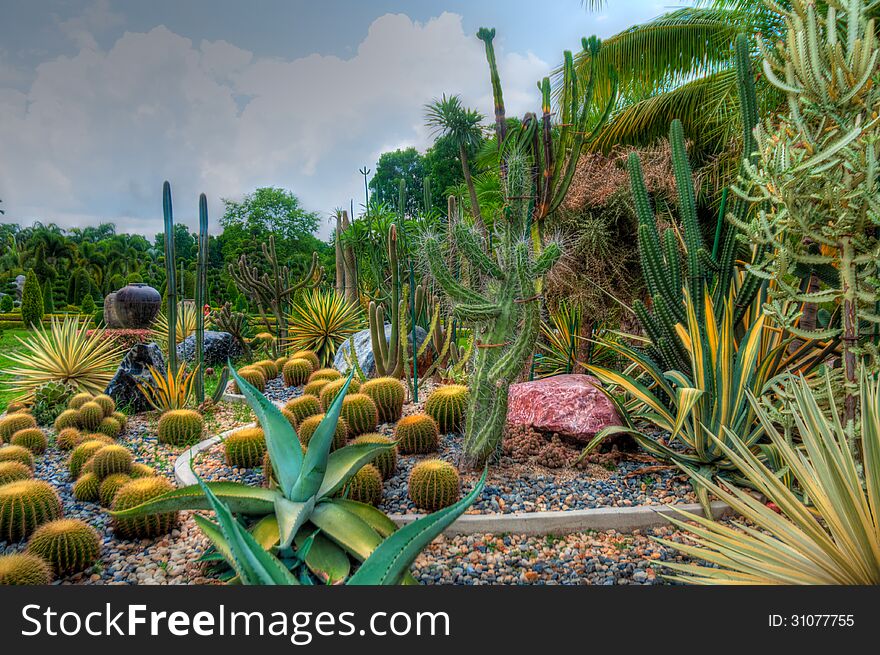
[137,362,197,411]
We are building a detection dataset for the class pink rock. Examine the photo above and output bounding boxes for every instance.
[506,374,621,444]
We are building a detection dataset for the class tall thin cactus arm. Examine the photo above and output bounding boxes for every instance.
[369,223,404,378]
[194,193,209,403]
[477,27,507,152]
[162,181,178,373]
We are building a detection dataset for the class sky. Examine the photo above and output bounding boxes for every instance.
[0,0,681,239]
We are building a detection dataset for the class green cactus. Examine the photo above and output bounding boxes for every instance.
[0,413,37,442]
[54,410,81,432]
[261,451,275,487]
[26,518,101,575]
[282,358,313,387]
[10,428,47,454]
[424,385,469,434]
[157,409,204,446]
[231,366,266,394]
[407,459,460,512]
[32,380,75,426]
[194,193,209,404]
[0,461,31,485]
[111,411,128,430]
[308,368,341,383]
[224,427,267,468]
[394,414,439,454]
[111,477,179,539]
[68,440,107,478]
[369,223,405,378]
[0,445,35,469]
[253,359,279,381]
[361,377,405,424]
[90,444,133,479]
[298,414,348,451]
[93,394,115,417]
[55,427,82,450]
[130,463,155,479]
[97,416,122,439]
[0,553,53,585]
[319,377,361,410]
[78,401,103,431]
[282,395,322,428]
[303,378,331,397]
[340,393,378,437]
[5,402,30,414]
[72,472,100,502]
[351,433,397,479]
[343,464,383,506]
[0,479,62,542]
[291,350,320,371]
[67,392,93,410]
[162,181,179,372]
[99,473,132,507]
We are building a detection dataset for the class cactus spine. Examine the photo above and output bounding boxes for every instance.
[0,461,31,485]
[425,385,469,434]
[0,553,53,585]
[0,479,62,542]
[361,377,405,423]
[394,413,440,454]
[27,519,101,575]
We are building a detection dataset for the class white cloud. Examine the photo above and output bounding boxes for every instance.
[0,11,547,238]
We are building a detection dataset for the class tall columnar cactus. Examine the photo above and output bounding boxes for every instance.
[369,222,404,378]
[162,181,178,373]
[194,193,209,403]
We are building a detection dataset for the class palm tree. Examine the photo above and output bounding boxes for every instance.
[424,94,486,235]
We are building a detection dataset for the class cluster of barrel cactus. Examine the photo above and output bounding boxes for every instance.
[157,409,205,446]
[231,366,267,393]
[51,392,125,439]
[319,377,361,410]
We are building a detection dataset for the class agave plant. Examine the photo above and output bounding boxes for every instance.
[287,289,363,367]
[660,370,880,585]
[111,365,473,583]
[0,316,123,401]
[152,301,198,352]
[137,363,197,412]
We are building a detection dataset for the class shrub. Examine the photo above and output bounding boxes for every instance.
[308,368,341,383]
[0,553,52,585]
[93,394,115,416]
[303,378,331,397]
[72,472,100,502]
[157,409,204,446]
[20,270,44,329]
[90,445,132,478]
[350,433,397,479]
[78,401,104,431]
[408,459,461,512]
[319,377,360,410]
[67,392,93,410]
[231,366,266,393]
[99,473,132,507]
[394,414,440,454]
[10,428,47,454]
[297,414,348,450]
[340,393,378,437]
[282,395,321,428]
[224,428,266,468]
[343,464,383,506]
[55,427,82,450]
[0,479,62,542]
[0,413,37,443]
[290,350,320,371]
[53,409,81,432]
[68,440,107,478]
[0,445,34,469]
[361,377,405,424]
[26,518,100,575]
[97,416,122,439]
[425,385,469,434]
[282,358,313,387]
[0,461,31,485]
[80,295,96,316]
[111,477,179,539]
[0,295,13,313]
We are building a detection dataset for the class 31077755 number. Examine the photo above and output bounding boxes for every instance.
[768,614,854,628]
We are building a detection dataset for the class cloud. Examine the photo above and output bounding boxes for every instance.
[0,11,547,238]
[55,0,124,51]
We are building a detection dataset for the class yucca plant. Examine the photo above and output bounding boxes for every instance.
[535,303,617,377]
[661,370,880,585]
[152,301,198,352]
[137,363,197,412]
[287,289,363,367]
[0,316,123,401]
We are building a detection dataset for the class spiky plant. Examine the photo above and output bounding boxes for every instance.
[287,289,363,366]
[0,445,34,469]
[90,444,132,479]
[231,366,266,394]
[151,301,198,352]
[252,359,279,381]
[319,377,361,411]
[361,377,405,424]
[137,363,196,412]
[78,401,103,431]
[394,414,440,454]
[0,479,62,542]
[111,411,128,430]
[55,427,82,450]
[111,477,179,539]
[157,409,204,447]
[0,317,123,401]
[341,394,378,437]
[10,428,47,454]
[67,392,93,410]
[283,395,322,428]
[408,460,461,512]
[53,410,81,432]
[351,433,397,479]
[308,368,342,383]
[99,473,132,508]
[424,385,469,434]
[224,428,267,468]
[0,413,37,442]
[0,553,52,585]
[303,379,330,397]
[26,518,100,575]
[0,461,31,485]
[93,394,115,417]
[298,414,348,451]
[31,380,75,426]
[68,440,107,479]
[282,358,313,387]
[343,464,383,506]
[130,463,155,478]
[97,416,122,439]
[72,472,100,502]
[291,350,320,371]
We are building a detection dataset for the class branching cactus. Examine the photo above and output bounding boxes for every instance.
[424,154,560,468]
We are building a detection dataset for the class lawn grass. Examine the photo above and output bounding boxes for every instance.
[0,328,29,413]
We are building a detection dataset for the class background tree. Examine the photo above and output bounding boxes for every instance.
[368,148,426,215]
[20,269,43,329]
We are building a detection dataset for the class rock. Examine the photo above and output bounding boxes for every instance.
[176,331,241,366]
[506,374,621,444]
[334,324,431,377]
[104,343,167,413]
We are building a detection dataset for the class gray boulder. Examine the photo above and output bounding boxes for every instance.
[104,343,167,413]
[334,324,430,378]
[176,331,241,366]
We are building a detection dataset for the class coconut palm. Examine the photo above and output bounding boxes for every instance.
[424,94,486,235]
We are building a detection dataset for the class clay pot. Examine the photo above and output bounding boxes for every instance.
[114,283,161,328]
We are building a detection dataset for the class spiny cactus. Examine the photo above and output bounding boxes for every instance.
[297,414,348,450]
[111,411,128,430]
[0,461,31,485]
[361,377,405,424]
[0,445,34,469]
[78,401,104,431]
[340,393,378,437]
[308,368,341,383]
[252,359,279,381]
[82,433,114,445]
[283,395,322,428]
[343,464,383,506]
[231,366,266,393]
[99,473,132,507]
[111,477,179,539]
[274,356,289,370]
[303,378,331,397]
[282,358,313,387]
[394,413,439,454]
[351,433,397,479]
[5,402,29,413]
[26,518,101,575]
[97,417,122,439]
[319,377,361,410]
[11,428,47,454]
[54,409,81,432]
[93,394,116,417]
[0,479,62,542]
[130,462,155,478]
[157,409,204,446]
[291,350,321,371]
[72,472,100,502]
[55,427,82,450]
[424,385,469,434]
[90,444,133,479]
[224,427,267,468]
[67,392,93,410]
[68,440,108,478]
[407,459,460,512]
[0,553,52,585]
[0,413,37,442]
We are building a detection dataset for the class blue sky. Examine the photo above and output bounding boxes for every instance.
[0,0,681,237]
